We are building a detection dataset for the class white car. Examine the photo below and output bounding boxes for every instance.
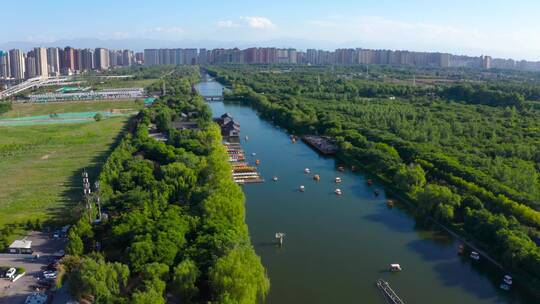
[6,268,16,279]
[43,270,57,279]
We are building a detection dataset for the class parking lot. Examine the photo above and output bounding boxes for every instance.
[0,231,66,304]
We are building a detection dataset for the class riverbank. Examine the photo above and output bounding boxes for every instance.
[197,76,538,303]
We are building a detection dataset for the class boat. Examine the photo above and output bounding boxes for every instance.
[299,185,305,192]
[503,275,513,285]
[337,166,345,172]
[313,174,321,181]
[470,251,480,260]
[335,188,342,195]
[251,152,256,156]
[255,159,261,165]
[500,283,510,291]
[386,199,394,207]
[351,165,356,171]
[374,189,380,196]
[367,179,373,185]
[245,136,249,141]
[272,176,278,181]
[335,177,342,183]
[304,168,311,174]
[390,264,402,272]
[291,137,296,143]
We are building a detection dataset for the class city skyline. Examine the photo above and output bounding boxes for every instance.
[3,0,540,61]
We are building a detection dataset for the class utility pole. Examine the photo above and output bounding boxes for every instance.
[82,170,92,223]
[95,181,102,222]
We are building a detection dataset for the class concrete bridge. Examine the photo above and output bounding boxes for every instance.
[203,95,223,101]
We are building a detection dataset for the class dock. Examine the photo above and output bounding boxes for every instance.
[376,279,405,304]
[301,135,338,155]
[225,143,264,184]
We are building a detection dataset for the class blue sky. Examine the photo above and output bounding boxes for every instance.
[4,0,540,60]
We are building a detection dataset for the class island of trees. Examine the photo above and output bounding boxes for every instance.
[207,64,540,293]
[63,66,269,303]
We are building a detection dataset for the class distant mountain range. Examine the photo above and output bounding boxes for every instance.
[0,38,358,52]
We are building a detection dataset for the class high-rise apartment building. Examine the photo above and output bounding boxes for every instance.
[34,47,48,78]
[122,49,133,66]
[9,49,25,80]
[0,50,10,79]
[46,47,60,76]
[63,46,76,74]
[25,51,37,78]
[80,49,94,71]
[144,49,159,66]
[94,48,109,70]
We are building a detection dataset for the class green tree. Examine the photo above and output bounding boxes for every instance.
[173,259,200,302]
[209,246,270,304]
[393,163,426,193]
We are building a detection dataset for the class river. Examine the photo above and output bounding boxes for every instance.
[195,77,536,304]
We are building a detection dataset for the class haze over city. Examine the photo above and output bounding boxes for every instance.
[2,2,540,304]
[3,0,540,60]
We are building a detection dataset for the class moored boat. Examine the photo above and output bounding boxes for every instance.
[470,251,480,260]
[299,185,305,192]
[313,174,321,181]
[335,188,342,195]
[304,168,311,174]
[335,177,342,183]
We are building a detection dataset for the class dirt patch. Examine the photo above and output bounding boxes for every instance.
[110,108,131,114]
[40,154,50,160]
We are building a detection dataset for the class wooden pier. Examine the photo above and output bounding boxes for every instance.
[225,143,264,184]
[376,279,405,304]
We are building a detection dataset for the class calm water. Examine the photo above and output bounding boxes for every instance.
[196,79,536,304]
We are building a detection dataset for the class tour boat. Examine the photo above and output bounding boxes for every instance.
[313,174,321,181]
[245,136,249,141]
[335,188,342,195]
[273,176,278,181]
[390,264,402,272]
[335,177,342,183]
[291,137,296,143]
[337,166,345,172]
[351,165,356,171]
[503,275,513,285]
[500,283,510,291]
[457,244,465,255]
[299,185,305,192]
[386,199,394,207]
[374,189,380,196]
[251,152,256,156]
[255,159,261,165]
[304,168,311,174]
[367,179,373,185]
[470,251,480,260]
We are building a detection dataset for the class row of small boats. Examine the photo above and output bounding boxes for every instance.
[461,245,514,291]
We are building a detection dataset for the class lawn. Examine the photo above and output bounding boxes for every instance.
[0,116,130,238]
[1,99,143,118]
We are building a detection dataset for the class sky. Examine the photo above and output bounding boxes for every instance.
[4,0,540,60]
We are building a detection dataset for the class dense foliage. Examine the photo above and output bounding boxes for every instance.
[65,67,269,303]
[208,65,540,290]
[0,102,12,115]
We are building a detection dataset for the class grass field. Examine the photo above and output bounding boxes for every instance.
[0,117,129,230]
[0,100,138,242]
[1,99,143,118]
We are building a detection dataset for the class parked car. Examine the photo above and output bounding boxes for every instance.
[6,268,16,279]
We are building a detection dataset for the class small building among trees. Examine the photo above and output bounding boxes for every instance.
[8,239,32,254]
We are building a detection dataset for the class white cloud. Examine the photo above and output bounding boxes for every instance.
[216,16,276,30]
[144,26,185,35]
[217,20,237,28]
[240,16,276,29]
